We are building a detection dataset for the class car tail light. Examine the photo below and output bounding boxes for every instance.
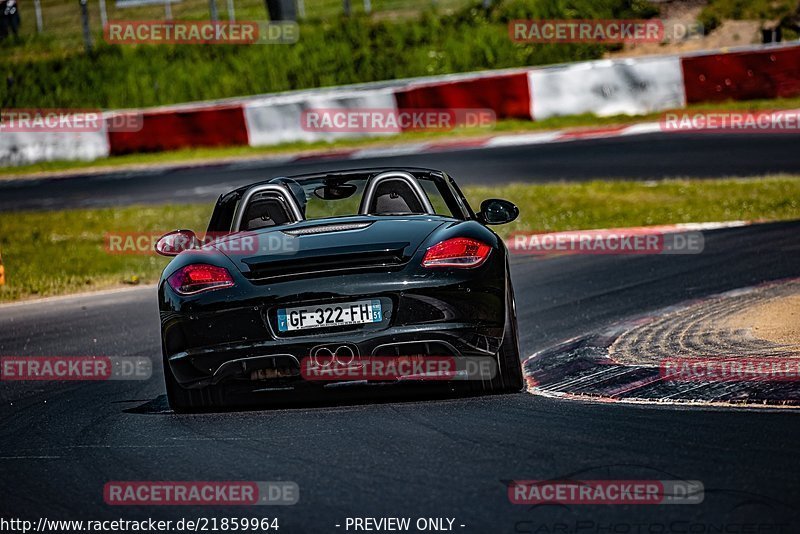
[422,238,491,268]
[167,264,234,295]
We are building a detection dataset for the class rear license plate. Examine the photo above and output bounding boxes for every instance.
[277,300,382,332]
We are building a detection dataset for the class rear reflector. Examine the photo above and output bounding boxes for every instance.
[422,238,491,268]
[167,264,234,295]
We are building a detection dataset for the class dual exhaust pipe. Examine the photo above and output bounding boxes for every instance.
[312,345,356,368]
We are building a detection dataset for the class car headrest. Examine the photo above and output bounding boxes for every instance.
[242,197,292,230]
[368,178,425,215]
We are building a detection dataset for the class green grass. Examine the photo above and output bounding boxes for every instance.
[1,175,799,302]
[0,0,657,108]
[699,0,798,33]
[3,0,471,56]
[469,176,800,236]
[0,205,212,301]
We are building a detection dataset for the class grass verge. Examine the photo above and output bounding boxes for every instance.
[1,175,799,302]
[2,0,630,107]
[3,95,800,179]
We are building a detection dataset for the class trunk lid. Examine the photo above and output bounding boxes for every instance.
[213,215,449,281]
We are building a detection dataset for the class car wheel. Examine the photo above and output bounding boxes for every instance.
[163,354,226,413]
[463,272,524,394]
[495,275,525,392]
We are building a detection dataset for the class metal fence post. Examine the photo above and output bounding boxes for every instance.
[98,0,108,28]
[209,0,219,21]
[79,0,93,52]
[33,0,43,32]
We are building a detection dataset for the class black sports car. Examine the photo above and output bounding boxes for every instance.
[156,167,523,411]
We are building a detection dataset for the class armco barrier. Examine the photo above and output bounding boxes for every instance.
[394,72,531,123]
[0,130,110,166]
[5,43,800,166]
[107,104,249,155]
[682,46,800,103]
[243,89,398,146]
[529,56,685,120]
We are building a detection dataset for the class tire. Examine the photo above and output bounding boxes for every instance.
[163,354,226,413]
[495,275,525,392]
[464,269,524,394]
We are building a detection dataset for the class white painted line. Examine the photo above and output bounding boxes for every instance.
[350,144,429,159]
[618,122,663,135]
[673,221,749,231]
[484,132,562,147]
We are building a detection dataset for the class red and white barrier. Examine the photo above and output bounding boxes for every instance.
[0,130,110,166]
[682,45,800,103]
[108,103,248,155]
[529,55,685,119]
[7,43,800,166]
[395,71,531,121]
[243,89,398,146]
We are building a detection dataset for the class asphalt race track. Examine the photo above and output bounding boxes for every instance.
[2,132,800,211]
[1,220,799,531]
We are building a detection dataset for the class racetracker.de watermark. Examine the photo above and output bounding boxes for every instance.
[0,356,151,381]
[104,21,298,44]
[104,481,298,506]
[300,355,497,381]
[509,230,704,255]
[508,480,704,505]
[509,19,703,43]
[661,358,800,382]
[300,108,496,133]
[104,232,299,256]
[661,110,800,133]
[0,109,142,133]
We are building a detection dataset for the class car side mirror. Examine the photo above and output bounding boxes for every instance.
[155,230,199,257]
[478,199,519,225]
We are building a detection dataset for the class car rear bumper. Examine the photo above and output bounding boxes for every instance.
[167,321,503,388]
